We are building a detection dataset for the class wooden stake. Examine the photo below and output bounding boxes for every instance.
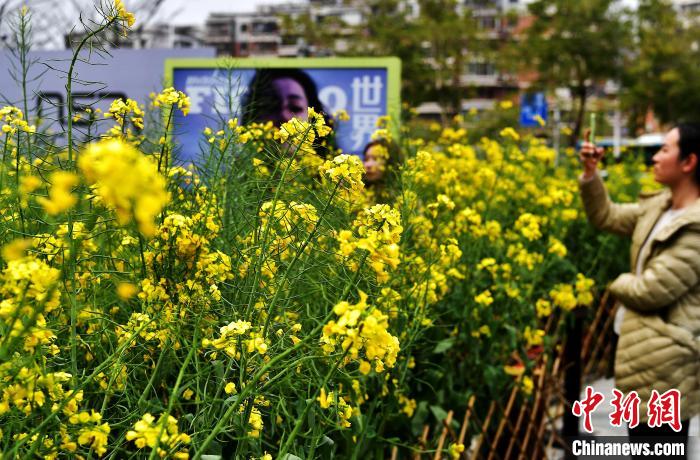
[458,395,477,445]
[581,291,610,361]
[470,401,496,460]
[414,424,431,460]
[434,410,454,460]
[487,385,519,460]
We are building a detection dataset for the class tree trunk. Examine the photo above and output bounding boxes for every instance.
[570,84,588,146]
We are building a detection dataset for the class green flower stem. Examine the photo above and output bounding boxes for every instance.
[192,246,371,460]
[350,398,379,460]
[64,13,117,389]
[243,126,313,319]
[7,317,159,457]
[260,179,341,338]
[157,105,175,174]
[277,347,350,459]
[135,337,172,410]
[191,323,326,459]
[65,17,116,166]
[15,130,25,233]
[147,321,199,460]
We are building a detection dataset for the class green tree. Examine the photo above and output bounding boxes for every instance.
[279,11,346,57]
[347,0,434,106]
[621,0,700,132]
[416,0,479,115]
[507,0,630,144]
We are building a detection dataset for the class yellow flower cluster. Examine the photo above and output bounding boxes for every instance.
[115,313,169,349]
[259,200,319,235]
[474,290,494,306]
[507,243,544,271]
[321,291,400,374]
[126,413,190,459]
[548,236,568,258]
[201,320,269,359]
[114,0,135,27]
[0,255,61,352]
[499,126,520,141]
[514,213,543,241]
[238,121,276,153]
[575,273,596,306]
[274,107,332,154]
[549,275,595,311]
[1,106,35,134]
[308,107,333,137]
[69,410,111,457]
[36,171,79,216]
[152,87,191,116]
[319,153,366,196]
[239,404,265,437]
[0,367,69,416]
[237,200,319,282]
[0,364,113,457]
[104,98,144,137]
[549,283,577,310]
[535,298,552,318]
[448,443,465,460]
[79,139,169,236]
[523,326,545,348]
[397,393,417,417]
[337,204,402,282]
[317,387,354,428]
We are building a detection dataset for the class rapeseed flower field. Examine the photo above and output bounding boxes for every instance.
[0,2,654,459]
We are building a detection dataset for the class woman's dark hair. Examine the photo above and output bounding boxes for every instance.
[240,68,326,125]
[676,122,700,184]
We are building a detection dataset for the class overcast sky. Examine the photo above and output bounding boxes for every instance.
[149,0,639,25]
[154,0,307,25]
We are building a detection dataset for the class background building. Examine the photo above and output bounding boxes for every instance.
[204,12,281,57]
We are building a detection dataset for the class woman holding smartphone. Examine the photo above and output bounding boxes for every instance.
[579,123,700,458]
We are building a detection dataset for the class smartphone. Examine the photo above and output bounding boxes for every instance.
[582,114,601,159]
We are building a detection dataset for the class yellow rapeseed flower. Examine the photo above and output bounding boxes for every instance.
[152,87,191,116]
[36,171,79,215]
[78,139,169,236]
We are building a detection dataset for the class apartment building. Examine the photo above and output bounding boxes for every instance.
[205,13,281,57]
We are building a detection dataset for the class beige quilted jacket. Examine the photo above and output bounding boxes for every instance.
[579,172,700,423]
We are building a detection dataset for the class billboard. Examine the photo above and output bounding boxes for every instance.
[165,58,401,164]
[0,48,216,137]
[519,92,547,128]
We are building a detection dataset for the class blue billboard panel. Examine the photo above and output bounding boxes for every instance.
[170,60,398,165]
[519,92,547,128]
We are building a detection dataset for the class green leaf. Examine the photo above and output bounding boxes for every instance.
[429,405,448,423]
[433,338,455,354]
[319,435,335,446]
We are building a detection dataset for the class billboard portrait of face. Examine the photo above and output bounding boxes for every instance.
[167,58,400,165]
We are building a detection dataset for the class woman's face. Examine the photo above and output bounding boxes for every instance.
[363,145,387,183]
[268,77,308,126]
[652,128,691,185]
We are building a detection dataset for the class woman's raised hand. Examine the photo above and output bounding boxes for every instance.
[580,128,605,179]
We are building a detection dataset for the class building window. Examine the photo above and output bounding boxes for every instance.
[468,61,496,76]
